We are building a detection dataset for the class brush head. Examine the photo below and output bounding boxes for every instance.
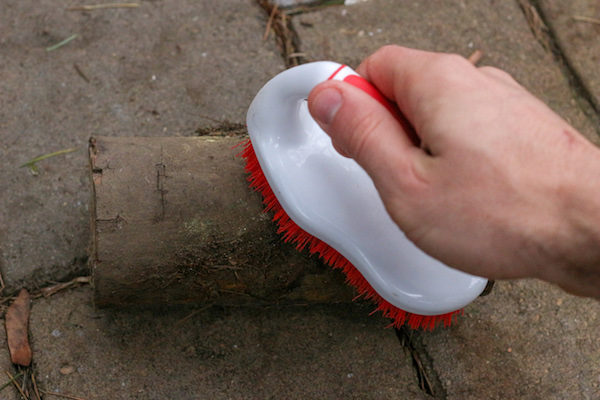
[243,62,488,330]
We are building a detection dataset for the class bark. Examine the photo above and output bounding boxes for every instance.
[89,135,353,307]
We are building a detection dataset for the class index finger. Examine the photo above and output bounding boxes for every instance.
[356,46,480,133]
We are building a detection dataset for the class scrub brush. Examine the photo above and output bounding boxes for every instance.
[240,62,488,330]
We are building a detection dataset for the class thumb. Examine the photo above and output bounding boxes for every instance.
[307,80,418,189]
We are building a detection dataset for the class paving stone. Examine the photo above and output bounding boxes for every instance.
[293,0,599,143]
[422,280,600,399]
[29,287,430,400]
[0,321,18,400]
[0,0,284,291]
[538,0,600,110]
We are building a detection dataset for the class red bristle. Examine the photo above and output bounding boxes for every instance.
[238,139,463,331]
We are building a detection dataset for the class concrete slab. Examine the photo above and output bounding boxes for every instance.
[29,286,429,400]
[421,280,600,399]
[0,0,284,291]
[0,321,18,400]
[293,0,599,143]
[538,0,600,110]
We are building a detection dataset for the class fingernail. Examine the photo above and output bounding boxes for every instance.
[311,88,342,125]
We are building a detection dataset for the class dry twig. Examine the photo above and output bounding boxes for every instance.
[467,49,484,65]
[257,0,303,67]
[0,372,22,392]
[36,276,91,298]
[572,15,600,25]
[516,0,552,52]
[175,304,214,326]
[31,373,42,400]
[263,4,279,40]
[73,63,90,83]
[40,390,88,400]
[395,327,435,396]
[5,371,28,400]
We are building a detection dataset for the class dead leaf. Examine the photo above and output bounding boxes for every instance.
[5,289,32,366]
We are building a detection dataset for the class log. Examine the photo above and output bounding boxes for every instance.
[89,135,354,307]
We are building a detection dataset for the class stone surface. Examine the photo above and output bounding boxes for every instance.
[0,320,18,400]
[294,0,600,143]
[0,0,284,292]
[422,280,600,399]
[538,0,600,110]
[30,286,428,400]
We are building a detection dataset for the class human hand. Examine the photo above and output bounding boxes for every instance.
[308,45,600,298]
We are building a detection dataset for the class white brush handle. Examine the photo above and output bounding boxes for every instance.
[247,62,488,316]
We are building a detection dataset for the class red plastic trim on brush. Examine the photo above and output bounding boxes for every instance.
[238,139,463,330]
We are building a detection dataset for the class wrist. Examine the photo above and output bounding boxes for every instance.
[544,135,600,297]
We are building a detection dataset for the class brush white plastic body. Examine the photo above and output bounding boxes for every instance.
[246,61,487,317]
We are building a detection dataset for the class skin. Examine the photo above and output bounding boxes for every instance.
[307,45,600,298]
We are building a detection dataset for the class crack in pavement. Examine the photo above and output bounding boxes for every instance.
[256,0,307,67]
[395,327,448,399]
[517,0,600,137]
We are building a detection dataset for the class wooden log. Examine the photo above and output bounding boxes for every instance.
[89,135,354,307]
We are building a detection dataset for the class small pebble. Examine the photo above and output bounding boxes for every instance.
[60,366,75,375]
[556,298,563,306]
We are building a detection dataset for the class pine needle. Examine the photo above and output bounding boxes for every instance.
[263,4,279,40]
[5,371,28,400]
[20,148,78,173]
[40,390,88,400]
[46,34,79,52]
[68,3,139,11]
[572,15,600,25]
[31,373,42,400]
[0,372,23,392]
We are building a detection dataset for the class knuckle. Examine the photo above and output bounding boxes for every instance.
[429,53,472,75]
[403,53,473,96]
[377,44,402,57]
[408,53,476,97]
[369,45,404,68]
